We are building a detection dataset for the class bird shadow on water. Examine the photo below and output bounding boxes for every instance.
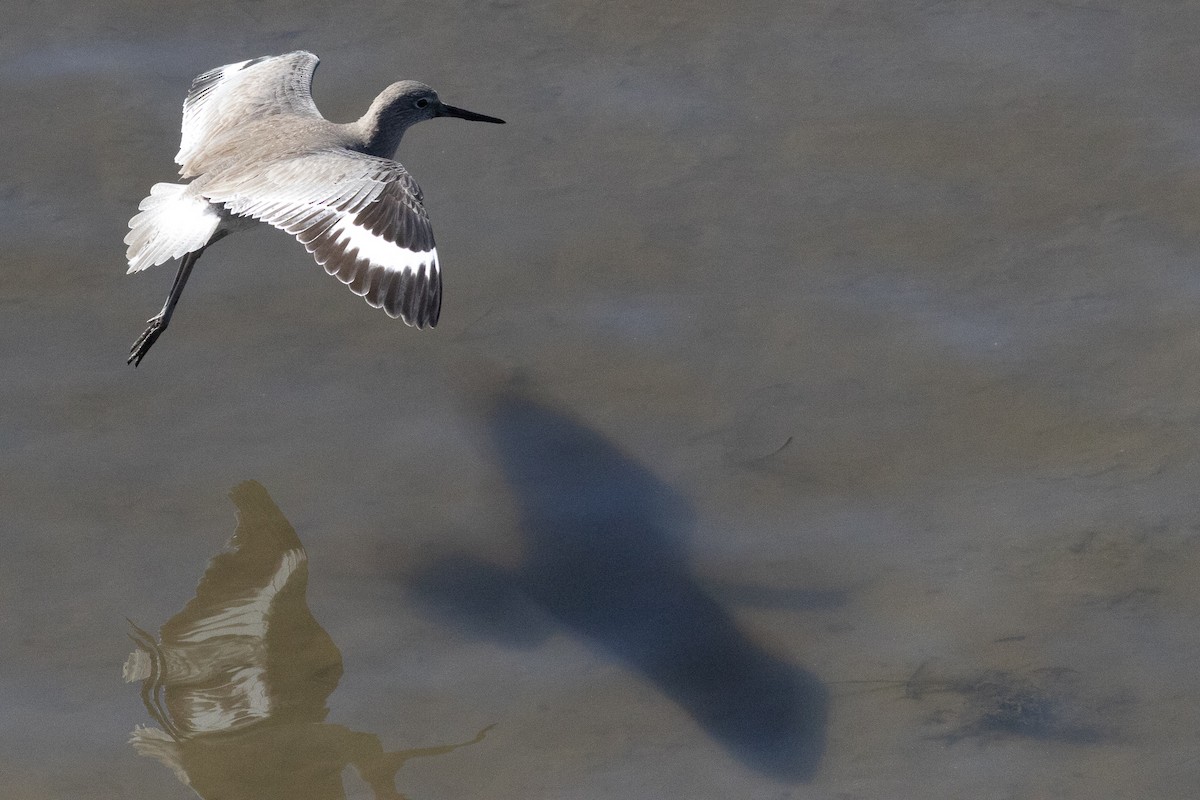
[410,388,829,782]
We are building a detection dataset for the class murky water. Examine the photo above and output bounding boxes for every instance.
[3,1,1200,798]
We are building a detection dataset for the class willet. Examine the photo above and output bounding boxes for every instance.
[124,50,504,366]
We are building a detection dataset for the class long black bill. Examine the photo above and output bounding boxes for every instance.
[438,103,506,124]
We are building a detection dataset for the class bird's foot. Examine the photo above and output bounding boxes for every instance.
[128,314,167,367]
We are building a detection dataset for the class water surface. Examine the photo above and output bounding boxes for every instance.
[3,2,1200,798]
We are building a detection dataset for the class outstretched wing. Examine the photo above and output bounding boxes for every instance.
[177,51,321,178]
[199,152,441,327]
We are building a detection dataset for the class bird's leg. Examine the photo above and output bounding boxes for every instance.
[128,246,207,367]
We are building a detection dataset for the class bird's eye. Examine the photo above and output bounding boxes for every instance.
[415,98,429,108]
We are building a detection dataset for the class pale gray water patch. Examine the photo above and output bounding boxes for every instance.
[921,4,1133,91]
[2,39,225,80]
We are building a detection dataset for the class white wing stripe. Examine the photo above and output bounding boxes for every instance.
[328,216,436,275]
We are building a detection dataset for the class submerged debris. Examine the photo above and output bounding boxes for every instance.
[904,662,1121,744]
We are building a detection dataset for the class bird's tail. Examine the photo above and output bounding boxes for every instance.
[125,183,222,273]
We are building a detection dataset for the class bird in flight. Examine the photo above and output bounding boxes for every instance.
[124,50,504,366]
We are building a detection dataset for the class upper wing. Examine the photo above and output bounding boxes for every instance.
[176,51,321,177]
[199,151,442,328]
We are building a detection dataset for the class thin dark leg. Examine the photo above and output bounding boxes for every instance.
[128,246,207,367]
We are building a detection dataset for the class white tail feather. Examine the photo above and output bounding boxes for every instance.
[129,726,190,784]
[125,183,222,273]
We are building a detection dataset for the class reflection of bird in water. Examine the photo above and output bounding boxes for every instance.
[123,480,491,800]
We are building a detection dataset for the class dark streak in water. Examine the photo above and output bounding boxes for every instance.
[412,388,829,782]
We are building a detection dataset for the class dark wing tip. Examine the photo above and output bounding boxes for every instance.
[366,261,441,329]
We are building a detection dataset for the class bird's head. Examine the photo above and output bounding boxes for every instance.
[374,80,505,129]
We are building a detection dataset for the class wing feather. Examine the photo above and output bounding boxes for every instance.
[176,51,321,178]
[199,152,442,327]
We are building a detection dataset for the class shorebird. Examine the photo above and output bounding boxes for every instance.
[124,50,504,366]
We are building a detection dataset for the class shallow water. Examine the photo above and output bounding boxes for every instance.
[4,1,1200,798]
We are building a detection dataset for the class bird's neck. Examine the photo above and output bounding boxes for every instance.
[350,101,410,158]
